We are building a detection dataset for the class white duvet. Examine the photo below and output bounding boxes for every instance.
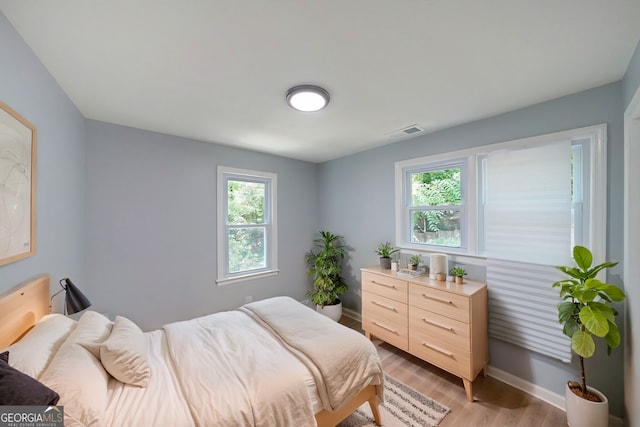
[103,297,383,427]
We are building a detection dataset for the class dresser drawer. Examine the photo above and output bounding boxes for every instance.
[363,317,408,351]
[409,283,469,323]
[362,292,408,351]
[409,306,469,353]
[363,292,408,326]
[362,272,408,304]
[408,333,471,379]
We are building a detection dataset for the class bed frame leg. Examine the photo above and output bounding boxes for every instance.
[368,395,382,426]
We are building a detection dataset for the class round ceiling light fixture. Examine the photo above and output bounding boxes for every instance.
[286,85,330,112]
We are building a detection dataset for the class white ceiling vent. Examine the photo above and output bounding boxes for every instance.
[389,124,425,139]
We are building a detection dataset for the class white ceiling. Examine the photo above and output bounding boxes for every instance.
[2,1,640,163]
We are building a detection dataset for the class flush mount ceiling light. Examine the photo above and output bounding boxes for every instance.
[286,85,330,112]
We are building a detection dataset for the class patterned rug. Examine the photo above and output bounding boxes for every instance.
[338,374,450,427]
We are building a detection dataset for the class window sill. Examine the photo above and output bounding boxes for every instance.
[398,245,487,267]
[216,269,280,286]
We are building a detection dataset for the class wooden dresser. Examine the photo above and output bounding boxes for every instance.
[361,265,488,401]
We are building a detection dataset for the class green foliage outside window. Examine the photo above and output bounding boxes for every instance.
[411,168,461,246]
[227,180,267,273]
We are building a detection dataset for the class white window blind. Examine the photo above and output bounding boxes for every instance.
[486,140,572,361]
[486,141,572,265]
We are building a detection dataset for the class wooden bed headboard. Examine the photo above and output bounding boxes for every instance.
[0,274,50,348]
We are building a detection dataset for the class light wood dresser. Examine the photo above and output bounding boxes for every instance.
[361,265,488,401]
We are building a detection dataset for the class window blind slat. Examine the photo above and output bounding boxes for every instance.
[487,259,571,362]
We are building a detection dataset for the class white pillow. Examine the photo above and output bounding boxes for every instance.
[39,311,112,427]
[99,316,150,387]
[2,314,77,379]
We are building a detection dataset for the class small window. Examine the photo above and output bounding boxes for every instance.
[403,161,465,249]
[217,167,278,284]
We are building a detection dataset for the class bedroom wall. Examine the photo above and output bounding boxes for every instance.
[623,39,640,110]
[84,120,319,331]
[622,39,640,427]
[0,13,86,299]
[317,82,626,417]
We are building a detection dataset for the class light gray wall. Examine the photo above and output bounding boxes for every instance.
[85,120,319,330]
[622,38,640,427]
[0,13,86,298]
[318,82,625,416]
[623,39,640,110]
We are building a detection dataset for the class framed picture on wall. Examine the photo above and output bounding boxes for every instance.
[0,101,37,266]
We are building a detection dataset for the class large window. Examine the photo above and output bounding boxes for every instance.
[217,167,278,284]
[395,124,607,264]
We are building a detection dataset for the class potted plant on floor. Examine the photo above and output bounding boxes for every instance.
[376,242,399,269]
[552,245,626,427]
[305,231,348,321]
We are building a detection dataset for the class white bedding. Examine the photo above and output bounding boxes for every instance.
[17,297,383,427]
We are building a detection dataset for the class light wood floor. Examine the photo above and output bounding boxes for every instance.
[341,316,567,427]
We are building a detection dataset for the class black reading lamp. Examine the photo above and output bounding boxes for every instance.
[49,278,92,315]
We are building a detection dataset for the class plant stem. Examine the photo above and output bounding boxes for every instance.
[580,355,586,393]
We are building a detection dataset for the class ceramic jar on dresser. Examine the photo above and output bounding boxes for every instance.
[361,265,488,401]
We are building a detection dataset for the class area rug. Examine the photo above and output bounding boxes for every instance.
[338,374,450,427]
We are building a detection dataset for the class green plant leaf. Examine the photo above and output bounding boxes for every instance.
[586,261,619,279]
[573,246,592,271]
[557,302,578,323]
[555,266,585,280]
[572,330,595,358]
[605,321,621,352]
[579,306,609,337]
[597,284,626,302]
[562,317,580,338]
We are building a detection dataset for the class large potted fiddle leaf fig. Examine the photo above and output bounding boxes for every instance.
[552,245,625,427]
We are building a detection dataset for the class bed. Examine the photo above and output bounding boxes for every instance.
[0,275,384,427]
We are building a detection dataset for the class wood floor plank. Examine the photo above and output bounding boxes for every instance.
[340,315,567,426]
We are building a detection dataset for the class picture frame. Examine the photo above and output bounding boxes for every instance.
[0,101,37,266]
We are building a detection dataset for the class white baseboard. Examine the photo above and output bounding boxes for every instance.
[487,366,623,427]
[486,366,565,410]
[342,307,361,322]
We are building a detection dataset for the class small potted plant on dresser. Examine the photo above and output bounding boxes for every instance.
[408,254,421,271]
[553,245,626,427]
[305,231,349,322]
[449,266,467,284]
[375,242,399,269]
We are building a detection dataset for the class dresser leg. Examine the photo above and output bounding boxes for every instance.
[463,379,474,402]
[365,331,371,340]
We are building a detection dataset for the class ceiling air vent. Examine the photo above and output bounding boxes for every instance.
[389,124,425,139]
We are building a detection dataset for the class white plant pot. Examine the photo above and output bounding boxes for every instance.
[316,301,342,322]
[565,383,609,427]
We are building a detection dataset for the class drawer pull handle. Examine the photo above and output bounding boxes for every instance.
[421,293,453,304]
[372,280,396,289]
[421,341,454,357]
[372,321,398,334]
[372,300,397,312]
[421,318,454,331]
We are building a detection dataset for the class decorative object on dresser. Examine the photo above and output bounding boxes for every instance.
[361,265,488,401]
[375,241,399,269]
[449,266,467,284]
[49,278,92,315]
[553,245,625,427]
[305,231,348,321]
[408,253,421,271]
[429,253,448,280]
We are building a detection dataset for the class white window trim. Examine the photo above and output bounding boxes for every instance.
[395,124,607,266]
[216,166,279,285]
